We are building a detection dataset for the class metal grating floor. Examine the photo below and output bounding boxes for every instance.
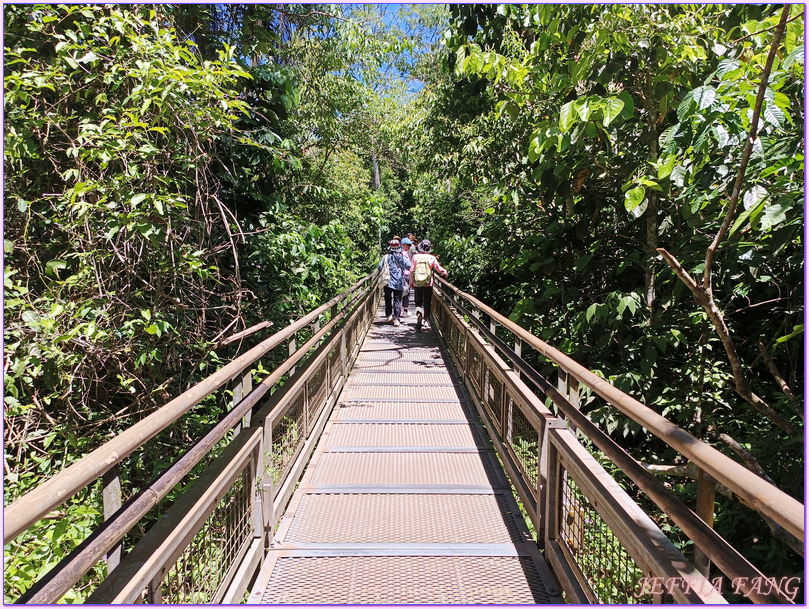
[310,452,504,486]
[251,303,563,604]
[260,556,553,604]
[333,400,468,421]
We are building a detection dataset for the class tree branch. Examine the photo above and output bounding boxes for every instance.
[758,341,798,406]
[644,460,803,557]
[703,6,790,294]
[658,248,800,437]
[731,12,802,44]
[654,8,800,439]
[718,433,775,485]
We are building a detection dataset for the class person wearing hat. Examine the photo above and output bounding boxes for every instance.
[409,239,447,331]
[400,237,414,316]
[377,236,411,327]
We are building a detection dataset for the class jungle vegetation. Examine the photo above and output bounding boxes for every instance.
[4,3,804,602]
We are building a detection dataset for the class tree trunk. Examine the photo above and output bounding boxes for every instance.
[644,69,659,317]
[372,154,381,190]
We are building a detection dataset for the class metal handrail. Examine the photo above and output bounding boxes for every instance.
[86,427,263,603]
[16,275,378,604]
[434,276,804,544]
[4,273,375,545]
[432,287,782,603]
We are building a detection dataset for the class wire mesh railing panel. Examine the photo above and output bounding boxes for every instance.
[436,297,449,334]
[482,362,504,435]
[559,473,650,604]
[439,300,452,350]
[467,341,483,395]
[306,359,328,430]
[345,319,355,354]
[446,316,456,352]
[329,345,341,390]
[452,318,467,369]
[270,388,306,495]
[505,393,539,494]
[159,469,252,604]
[434,297,444,327]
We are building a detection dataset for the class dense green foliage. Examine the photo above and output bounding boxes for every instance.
[3,3,804,602]
[402,2,804,581]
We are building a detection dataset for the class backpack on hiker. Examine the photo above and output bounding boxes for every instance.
[412,255,432,287]
[379,255,391,285]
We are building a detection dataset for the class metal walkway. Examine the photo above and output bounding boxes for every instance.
[8,275,802,604]
[250,305,563,604]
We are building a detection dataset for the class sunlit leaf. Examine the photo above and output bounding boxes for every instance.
[602,97,624,127]
[657,154,676,179]
[624,186,646,212]
[759,201,789,231]
[559,100,577,132]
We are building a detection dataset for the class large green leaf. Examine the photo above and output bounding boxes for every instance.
[657,154,676,179]
[763,103,785,129]
[729,198,766,236]
[624,186,646,212]
[559,100,577,132]
[759,201,790,231]
[602,97,624,127]
[693,85,716,110]
[715,59,740,79]
[576,98,591,121]
[677,90,695,121]
[783,44,804,70]
[670,165,687,188]
[618,91,634,119]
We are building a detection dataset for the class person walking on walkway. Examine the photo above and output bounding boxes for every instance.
[410,239,447,331]
[400,237,414,316]
[378,237,411,327]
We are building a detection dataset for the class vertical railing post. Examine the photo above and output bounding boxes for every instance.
[556,370,580,432]
[544,433,560,551]
[514,337,523,382]
[557,368,568,401]
[694,469,716,576]
[303,384,310,438]
[538,418,567,550]
[260,417,274,548]
[288,336,297,377]
[340,327,347,378]
[250,443,262,544]
[567,376,580,434]
[232,372,252,435]
[102,465,122,573]
[557,369,569,424]
[147,577,163,604]
[463,328,472,385]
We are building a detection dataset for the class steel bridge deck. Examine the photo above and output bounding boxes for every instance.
[251,305,562,604]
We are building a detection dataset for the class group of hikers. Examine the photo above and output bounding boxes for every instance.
[378,232,447,331]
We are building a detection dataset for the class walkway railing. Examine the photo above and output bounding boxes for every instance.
[5,272,380,604]
[433,276,803,604]
[5,273,802,604]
